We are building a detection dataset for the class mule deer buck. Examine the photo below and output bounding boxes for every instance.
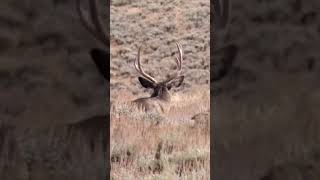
[131,42,184,114]
[75,0,110,175]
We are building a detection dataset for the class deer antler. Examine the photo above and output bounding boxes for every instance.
[164,42,183,82]
[175,42,183,76]
[76,0,108,46]
[213,0,230,29]
[134,42,183,83]
[134,46,158,83]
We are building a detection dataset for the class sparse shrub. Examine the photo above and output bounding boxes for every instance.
[191,112,210,130]
[112,0,133,6]
[161,132,180,154]
[111,144,136,165]
[140,112,165,125]
[166,149,208,175]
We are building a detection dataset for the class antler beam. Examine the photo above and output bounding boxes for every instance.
[76,0,108,46]
[175,42,183,76]
[134,42,183,83]
[134,46,158,83]
[164,42,183,83]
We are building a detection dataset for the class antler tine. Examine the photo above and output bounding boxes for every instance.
[76,0,95,37]
[175,42,183,74]
[134,46,142,73]
[134,46,157,83]
[88,0,108,46]
[164,42,183,83]
[76,0,108,46]
[213,0,229,29]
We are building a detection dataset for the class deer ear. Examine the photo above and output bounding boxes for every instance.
[90,48,109,80]
[167,76,184,89]
[138,77,155,89]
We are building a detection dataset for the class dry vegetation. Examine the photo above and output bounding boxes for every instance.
[110,88,210,179]
[110,0,210,178]
[1,0,318,179]
[110,0,210,96]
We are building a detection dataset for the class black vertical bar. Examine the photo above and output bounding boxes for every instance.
[105,0,110,179]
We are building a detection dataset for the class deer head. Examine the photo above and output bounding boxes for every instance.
[132,42,184,112]
[76,0,109,80]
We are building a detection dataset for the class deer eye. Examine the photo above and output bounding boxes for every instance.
[167,85,172,90]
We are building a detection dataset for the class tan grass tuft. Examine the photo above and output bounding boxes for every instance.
[111,86,210,178]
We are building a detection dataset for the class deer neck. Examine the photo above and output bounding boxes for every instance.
[160,89,171,102]
[151,88,171,102]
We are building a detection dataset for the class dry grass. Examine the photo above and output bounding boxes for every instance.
[110,0,210,177]
[110,87,210,179]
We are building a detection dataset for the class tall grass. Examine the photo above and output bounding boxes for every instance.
[110,87,210,179]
